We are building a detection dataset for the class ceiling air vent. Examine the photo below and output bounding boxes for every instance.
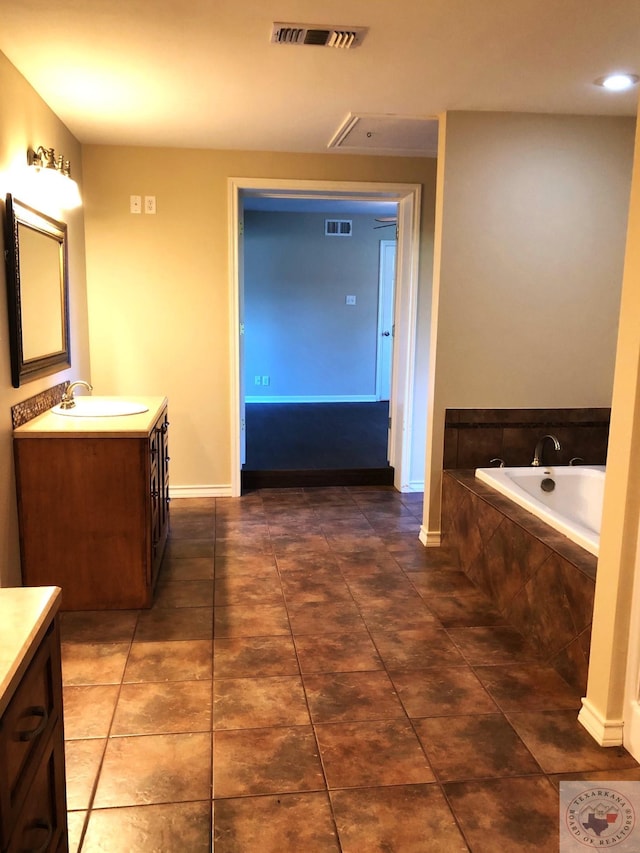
[325,219,352,237]
[271,23,367,49]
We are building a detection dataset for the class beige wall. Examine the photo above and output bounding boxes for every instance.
[424,111,636,536]
[0,52,90,587]
[82,147,437,491]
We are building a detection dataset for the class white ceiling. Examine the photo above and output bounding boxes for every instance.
[0,0,639,154]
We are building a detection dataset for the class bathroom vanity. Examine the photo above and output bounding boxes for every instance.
[13,397,169,610]
[0,586,67,852]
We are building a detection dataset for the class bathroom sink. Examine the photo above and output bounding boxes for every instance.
[52,398,149,417]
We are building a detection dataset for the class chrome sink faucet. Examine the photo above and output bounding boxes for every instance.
[60,380,93,410]
[531,434,561,467]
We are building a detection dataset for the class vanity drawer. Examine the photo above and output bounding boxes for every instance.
[0,624,59,842]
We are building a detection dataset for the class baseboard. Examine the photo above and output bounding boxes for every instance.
[578,697,624,746]
[244,395,378,404]
[419,525,441,547]
[169,485,234,499]
[407,480,425,493]
[241,468,395,490]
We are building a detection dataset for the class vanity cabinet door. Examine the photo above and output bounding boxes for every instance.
[149,408,169,588]
[0,617,67,853]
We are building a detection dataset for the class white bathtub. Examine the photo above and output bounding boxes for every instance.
[474,465,605,556]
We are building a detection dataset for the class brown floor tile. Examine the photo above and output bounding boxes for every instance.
[303,671,405,723]
[152,579,214,608]
[315,719,435,788]
[64,738,106,811]
[60,611,138,644]
[133,606,213,641]
[347,574,422,602]
[63,685,119,739]
[214,574,285,606]
[475,663,582,711]
[294,631,383,673]
[360,599,442,632]
[335,552,402,577]
[550,767,640,786]
[165,539,215,559]
[447,626,543,664]
[280,570,353,604]
[331,784,468,853]
[410,569,480,597]
[93,732,212,807]
[124,639,212,682]
[213,792,340,852]
[213,725,324,797]
[372,626,466,670]
[390,665,498,717]
[214,553,278,577]
[111,680,212,735]
[168,515,215,539]
[288,600,366,635]
[160,555,214,581]
[213,675,310,729]
[66,810,85,853]
[425,591,507,627]
[215,539,272,558]
[444,776,559,852]
[61,643,130,686]
[508,709,640,774]
[414,714,541,781]
[214,603,291,637]
[275,552,341,574]
[213,635,300,677]
[81,801,211,853]
[271,534,331,556]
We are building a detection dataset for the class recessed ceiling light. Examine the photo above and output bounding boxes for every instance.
[594,73,639,91]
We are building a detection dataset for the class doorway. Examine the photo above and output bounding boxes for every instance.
[228,178,422,497]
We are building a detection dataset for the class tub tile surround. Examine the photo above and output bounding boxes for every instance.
[442,471,596,692]
[444,407,610,470]
[56,486,640,852]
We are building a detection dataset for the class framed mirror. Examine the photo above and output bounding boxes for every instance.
[3,194,70,387]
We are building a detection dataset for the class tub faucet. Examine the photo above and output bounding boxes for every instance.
[531,434,561,467]
[60,380,93,410]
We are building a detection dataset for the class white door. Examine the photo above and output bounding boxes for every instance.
[376,239,397,402]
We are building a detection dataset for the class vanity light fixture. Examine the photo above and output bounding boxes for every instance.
[594,72,639,92]
[26,146,82,209]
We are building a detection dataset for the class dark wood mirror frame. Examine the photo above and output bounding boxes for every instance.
[3,194,70,388]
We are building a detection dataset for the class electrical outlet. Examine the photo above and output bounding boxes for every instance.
[130,195,141,214]
[144,195,156,214]
[262,375,270,386]
[346,295,356,305]
[254,375,262,386]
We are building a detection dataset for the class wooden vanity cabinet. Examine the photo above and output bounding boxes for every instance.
[14,403,170,610]
[0,590,67,853]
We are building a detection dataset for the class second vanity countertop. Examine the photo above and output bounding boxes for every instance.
[0,586,61,716]
[13,396,168,439]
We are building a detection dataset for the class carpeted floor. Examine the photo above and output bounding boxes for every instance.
[244,402,390,470]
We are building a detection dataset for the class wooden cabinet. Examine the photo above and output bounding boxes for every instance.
[14,402,170,610]
[0,588,67,853]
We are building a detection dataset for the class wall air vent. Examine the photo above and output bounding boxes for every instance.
[271,23,367,49]
[325,219,352,236]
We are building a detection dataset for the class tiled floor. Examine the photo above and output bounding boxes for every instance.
[61,487,640,852]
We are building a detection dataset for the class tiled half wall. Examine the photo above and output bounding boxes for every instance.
[443,407,610,469]
[442,470,596,693]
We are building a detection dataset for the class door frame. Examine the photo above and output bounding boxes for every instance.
[376,238,397,402]
[228,177,422,496]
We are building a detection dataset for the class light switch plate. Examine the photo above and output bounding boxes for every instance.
[346,295,356,305]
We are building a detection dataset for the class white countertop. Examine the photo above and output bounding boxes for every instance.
[0,586,61,716]
[14,396,167,438]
